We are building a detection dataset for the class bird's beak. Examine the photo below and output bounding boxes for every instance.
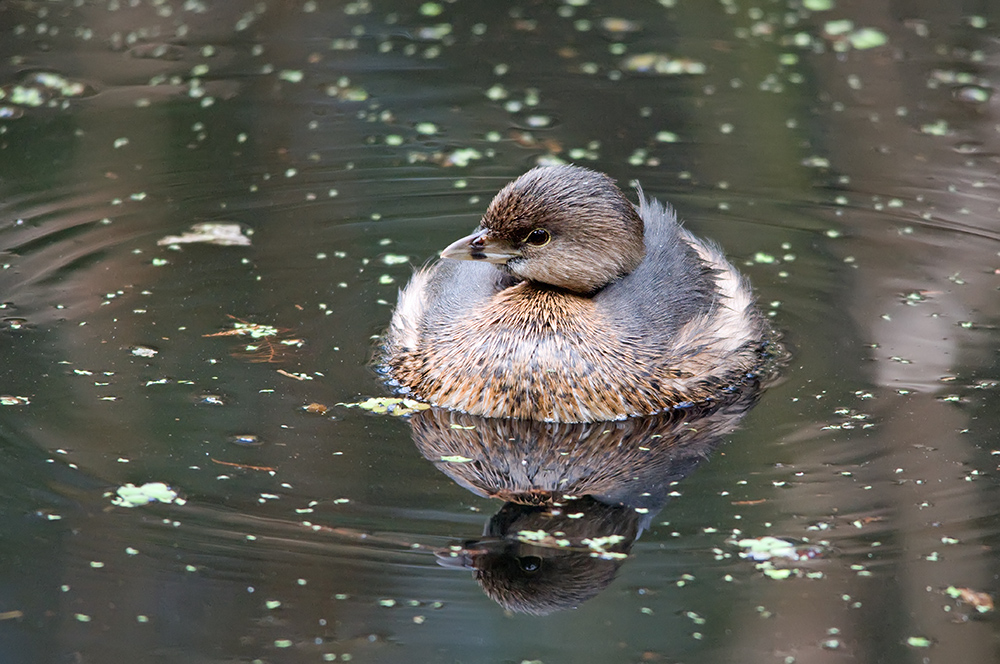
[434,539,508,570]
[440,228,521,264]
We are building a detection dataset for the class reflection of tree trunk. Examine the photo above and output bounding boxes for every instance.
[696,0,999,660]
[869,394,995,657]
[817,1,998,656]
[12,4,378,656]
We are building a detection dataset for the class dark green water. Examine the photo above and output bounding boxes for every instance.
[1,1,998,662]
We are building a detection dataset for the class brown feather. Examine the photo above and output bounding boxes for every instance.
[380,165,772,423]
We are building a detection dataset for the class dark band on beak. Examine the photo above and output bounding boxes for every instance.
[441,228,522,264]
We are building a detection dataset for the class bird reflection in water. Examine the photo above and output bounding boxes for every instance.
[407,386,765,615]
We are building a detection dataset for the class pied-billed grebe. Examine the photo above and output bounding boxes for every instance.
[380,164,768,423]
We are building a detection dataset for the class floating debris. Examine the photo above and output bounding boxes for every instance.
[440,148,484,167]
[622,54,706,75]
[945,586,994,613]
[416,24,452,41]
[408,147,488,168]
[338,397,431,416]
[599,17,642,36]
[848,27,888,50]
[419,2,443,17]
[582,535,629,560]
[326,80,369,101]
[0,71,94,117]
[127,43,188,60]
[212,457,274,471]
[278,69,304,83]
[276,369,313,381]
[954,86,991,104]
[158,222,252,247]
[920,120,951,136]
[823,19,854,37]
[801,156,831,168]
[204,316,303,362]
[737,536,824,562]
[822,21,889,51]
[205,319,280,339]
[228,434,263,447]
[111,482,185,508]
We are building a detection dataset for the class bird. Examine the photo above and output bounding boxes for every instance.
[379,164,769,423]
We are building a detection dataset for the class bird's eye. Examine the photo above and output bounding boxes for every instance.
[518,556,542,573]
[523,229,551,247]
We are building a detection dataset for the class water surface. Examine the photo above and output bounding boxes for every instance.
[1,1,999,663]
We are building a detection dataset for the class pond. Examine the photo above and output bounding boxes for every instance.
[1,1,998,663]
